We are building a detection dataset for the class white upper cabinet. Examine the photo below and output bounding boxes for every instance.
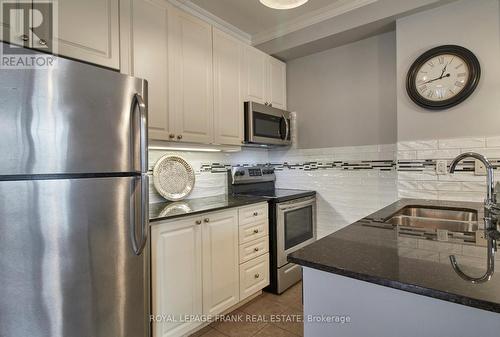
[268,57,287,109]
[244,46,287,109]
[243,45,268,105]
[121,0,172,140]
[152,216,203,337]
[213,28,244,146]
[53,0,120,69]
[202,210,240,316]
[168,6,214,144]
[0,0,120,69]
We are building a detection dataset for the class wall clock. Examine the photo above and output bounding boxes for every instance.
[406,45,480,110]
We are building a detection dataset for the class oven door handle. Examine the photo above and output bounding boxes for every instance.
[278,198,316,211]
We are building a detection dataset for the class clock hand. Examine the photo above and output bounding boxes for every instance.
[422,73,450,84]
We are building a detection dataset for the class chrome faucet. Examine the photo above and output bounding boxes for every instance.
[448,152,499,283]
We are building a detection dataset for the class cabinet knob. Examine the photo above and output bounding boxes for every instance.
[253,212,258,216]
[20,34,29,42]
[254,273,260,279]
[169,134,175,139]
[204,218,210,223]
[253,229,259,234]
[177,135,183,140]
[254,247,259,252]
[195,220,202,225]
[264,102,268,106]
[38,39,47,46]
[269,103,273,107]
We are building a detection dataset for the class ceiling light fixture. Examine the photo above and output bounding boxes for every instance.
[259,0,309,10]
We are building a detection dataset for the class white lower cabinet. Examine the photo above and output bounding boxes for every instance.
[240,253,270,301]
[151,203,270,337]
[202,210,239,316]
[151,216,203,337]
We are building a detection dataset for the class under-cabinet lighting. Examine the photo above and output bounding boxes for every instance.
[148,146,221,152]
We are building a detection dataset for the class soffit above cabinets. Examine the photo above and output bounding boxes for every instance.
[182,0,376,45]
[177,0,459,61]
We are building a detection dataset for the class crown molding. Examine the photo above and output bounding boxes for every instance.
[167,0,252,45]
[252,0,378,46]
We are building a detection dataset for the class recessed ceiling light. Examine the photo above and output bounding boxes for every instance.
[259,0,309,10]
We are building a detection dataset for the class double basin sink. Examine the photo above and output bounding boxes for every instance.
[385,206,479,234]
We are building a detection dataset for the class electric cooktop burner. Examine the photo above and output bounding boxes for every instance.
[237,188,315,202]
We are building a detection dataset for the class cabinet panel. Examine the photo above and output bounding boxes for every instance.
[0,0,25,47]
[44,0,120,69]
[126,0,171,140]
[240,253,270,301]
[239,236,269,264]
[213,28,244,146]
[169,7,213,143]
[202,210,240,315]
[152,217,203,337]
[239,202,268,225]
[239,220,268,244]
[268,57,287,109]
[243,45,267,104]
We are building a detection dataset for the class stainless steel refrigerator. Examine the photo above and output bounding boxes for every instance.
[0,46,150,337]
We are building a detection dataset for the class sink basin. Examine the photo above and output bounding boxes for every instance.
[385,206,478,233]
[389,206,477,222]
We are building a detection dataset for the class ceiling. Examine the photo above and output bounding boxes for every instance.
[188,0,346,37]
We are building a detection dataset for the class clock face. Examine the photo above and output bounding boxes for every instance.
[415,54,470,102]
[406,45,480,110]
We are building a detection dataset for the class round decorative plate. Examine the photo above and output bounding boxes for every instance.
[153,155,195,201]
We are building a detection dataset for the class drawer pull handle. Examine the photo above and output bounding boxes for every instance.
[254,273,260,279]
[204,218,210,223]
[195,220,202,225]
[254,247,259,252]
[253,229,259,234]
[253,212,258,216]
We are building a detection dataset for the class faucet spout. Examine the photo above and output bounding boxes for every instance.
[449,152,495,206]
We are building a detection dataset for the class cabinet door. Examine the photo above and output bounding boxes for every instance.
[122,0,172,140]
[0,0,25,47]
[33,0,120,69]
[213,28,244,146]
[152,217,203,337]
[169,7,213,144]
[268,57,287,109]
[202,210,240,316]
[243,45,267,104]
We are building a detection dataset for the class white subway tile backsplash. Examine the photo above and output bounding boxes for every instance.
[398,140,438,151]
[438,137,485,149]
[416,149,460,160]
[486,136,500,148]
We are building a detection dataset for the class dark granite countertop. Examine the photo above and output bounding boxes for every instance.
[149,194,268,223]
[288,198,500,314]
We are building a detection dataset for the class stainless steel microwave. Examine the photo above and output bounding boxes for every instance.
[244,101,292,146]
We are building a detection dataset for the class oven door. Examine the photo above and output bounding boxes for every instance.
[277,196,316,267]
[245,101,291,145]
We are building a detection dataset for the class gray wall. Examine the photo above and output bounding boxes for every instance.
[397,0,500,141]
[287,31,397,149]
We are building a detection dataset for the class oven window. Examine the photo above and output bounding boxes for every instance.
[253,112,282,139]
[285,205,313,250]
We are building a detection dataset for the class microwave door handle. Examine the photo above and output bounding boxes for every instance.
[282,113,290,141]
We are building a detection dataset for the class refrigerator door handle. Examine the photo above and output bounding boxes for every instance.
[133,93,148,174]
[131,175,149,256]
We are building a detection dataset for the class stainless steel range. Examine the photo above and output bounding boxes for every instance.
[228,166,316,294]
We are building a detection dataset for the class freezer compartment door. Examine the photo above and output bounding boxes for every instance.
[0,177,149,337]
[0,45,148,175]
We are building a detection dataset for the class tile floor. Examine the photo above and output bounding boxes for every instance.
[190,282,303,337]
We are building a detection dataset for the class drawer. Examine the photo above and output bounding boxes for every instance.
[239,253,269,301]
[239,220,268,244]
[239,236,269,264]
[239,203,268,225]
